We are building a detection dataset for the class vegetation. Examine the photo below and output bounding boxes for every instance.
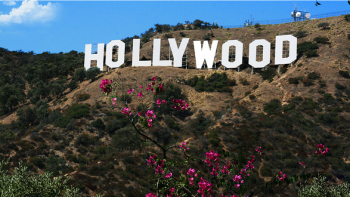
[345,14,350,22]
[185,73,235,93]
[318,22,330,30]
[260,66,277,82]
[295,31,307,38]
[298,174,350,196]
[297,42,319,55]
[313,36,330,44]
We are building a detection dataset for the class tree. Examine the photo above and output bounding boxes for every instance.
[16,106,37,129]
[0,157,104,197]
[318,22,329,30]
[49,83,65,99]
[67,80,78,91]
[35,99,49,121]
[193,19,204,29]
[74,67,86,82]
[86,66,101,81]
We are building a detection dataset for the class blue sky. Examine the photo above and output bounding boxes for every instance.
[0,0,348,54]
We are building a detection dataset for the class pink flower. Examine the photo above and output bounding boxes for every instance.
[138,92,143,98]
[127,89,134,94]
[138,112,141,116]
[152,77,157,81]
[140,85,142,88]
[146,192,157,197]
[156,99,162,107]
[187,168,196,176]
[100,79,113,93]
[152,81,155,85]
[165,173,172,179]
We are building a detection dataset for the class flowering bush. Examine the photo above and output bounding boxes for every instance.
[100,76,331,197]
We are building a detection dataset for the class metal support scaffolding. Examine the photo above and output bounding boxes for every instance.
[91,43,98,68]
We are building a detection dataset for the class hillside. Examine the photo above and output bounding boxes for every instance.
[0,15,350,196]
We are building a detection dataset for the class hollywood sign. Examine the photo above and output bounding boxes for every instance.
[84,35,297,71]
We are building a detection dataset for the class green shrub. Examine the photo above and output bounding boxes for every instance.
[298,174,350,196]
[45,155,68,177]
[0,158,96,197]
[0,129,15,143]
[317,112,340,126]
[185,73,234,93]
[239,78,250,86]
[297,42,319,54]
[318,22,329,29]
[260,67,276,82]
[307,72,321,80]
[289,78,299,84]
[180,32,186,37]
[335,83,346,90]
[345,14,350,22]
[249,95,256,100]
[91,118,106,130]
[30,156,45,169]
[66,154,87,164]
[75,134,98,147]
[54,116,73,128]
[263,99,282,114]
[339,70,350,79]
[86,67,101,81]
[163,33,173,39]
[111,126,144,151]
[305,50,318,58]
[74,67,86,82]
[319,80,327,88]
[254,23,261,29]
[295,31,307,38]
[314,36,329,44]
[67,103,90,119]
[302,98,319,110]
[67,80,78,90]
[203,34,211,40]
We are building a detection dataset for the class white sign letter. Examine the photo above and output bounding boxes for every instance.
[275,35,297,65]
[106,40,125,68]
[84,43,104,71]
[153,39,172,66]
[132,39,151,67]
[193,40,218,69]
[222,40,243,68]
[169,38,189,67]
[249,39,271,68]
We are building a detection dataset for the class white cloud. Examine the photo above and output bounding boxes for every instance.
[0,0,59,25]
[3,0,16,6]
